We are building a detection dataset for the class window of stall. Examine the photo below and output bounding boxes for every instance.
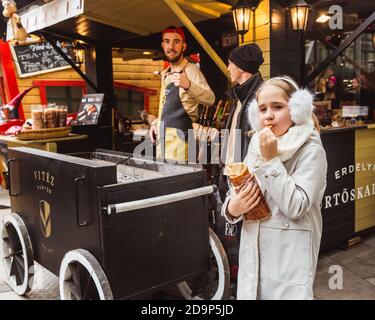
[33,80,156,119]
[33,80,87,113]
[306,30,375,127]
[46,86,84,113]
[115,87,144,120]
[114,82,156,121]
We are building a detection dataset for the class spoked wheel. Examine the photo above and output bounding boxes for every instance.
[177,227,230,300]
[59,249,113,300]
[1,213,34,295]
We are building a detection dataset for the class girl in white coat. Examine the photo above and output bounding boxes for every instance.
[222,76,327,300]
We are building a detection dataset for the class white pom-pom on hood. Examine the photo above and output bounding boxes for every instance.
[247,88,315,132]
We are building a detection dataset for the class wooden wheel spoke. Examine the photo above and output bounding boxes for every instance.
[67,262,100,300]
[10,256,25,285]
[59,249,113,300]
[64,280,82,300]
[1,213,34,296]
[77,266,99,300]
[14,254,25,271]
[5,224,22,253]
[68,263,82,297]
[82,274,100,300]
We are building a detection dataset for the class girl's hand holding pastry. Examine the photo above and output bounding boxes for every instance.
[259,126,278,162]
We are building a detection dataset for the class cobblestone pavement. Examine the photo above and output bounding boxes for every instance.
[1,188,375,300]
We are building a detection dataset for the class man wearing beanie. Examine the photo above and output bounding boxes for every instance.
[149,25,215,162]
[219,43,264,201]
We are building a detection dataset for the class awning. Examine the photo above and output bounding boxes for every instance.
[14,0,232,44]
[12,0,233,77]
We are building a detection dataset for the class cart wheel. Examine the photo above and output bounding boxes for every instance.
[59,249,113,300]
[177,227,230,300]
[1,213,34,295]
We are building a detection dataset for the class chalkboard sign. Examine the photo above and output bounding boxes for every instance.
[10,41,72,78]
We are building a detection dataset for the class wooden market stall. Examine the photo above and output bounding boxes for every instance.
[1,0,233,149]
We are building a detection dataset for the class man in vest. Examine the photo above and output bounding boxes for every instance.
[149,26,215,162]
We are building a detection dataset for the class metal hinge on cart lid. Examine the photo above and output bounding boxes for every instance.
[105,185,216,215]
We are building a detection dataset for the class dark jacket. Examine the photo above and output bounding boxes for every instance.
[218,73,263,203]
[225,72,263,161]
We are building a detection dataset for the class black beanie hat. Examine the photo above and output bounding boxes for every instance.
[229,43,264,74]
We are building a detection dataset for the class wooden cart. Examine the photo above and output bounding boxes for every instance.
[1,147,230,300]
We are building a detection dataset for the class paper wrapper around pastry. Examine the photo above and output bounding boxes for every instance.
[226,162,271,222]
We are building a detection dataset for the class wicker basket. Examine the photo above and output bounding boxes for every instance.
[16,126,72,141]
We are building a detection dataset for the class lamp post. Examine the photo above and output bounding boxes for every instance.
[288,0,310,85]
[231,0,261,43]
[372,31,375,50]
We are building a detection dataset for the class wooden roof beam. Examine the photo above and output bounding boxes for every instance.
[83,10,150,36]
[164,0,230,80]
[174,0,222,19]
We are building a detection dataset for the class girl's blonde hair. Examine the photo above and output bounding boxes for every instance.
[256,76,320,132]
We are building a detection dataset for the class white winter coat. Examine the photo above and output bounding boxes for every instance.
[222,130,327,300]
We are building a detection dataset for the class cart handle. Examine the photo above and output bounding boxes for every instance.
[74,176,89,227]
[6,158,17,197]
[105,185,216,215]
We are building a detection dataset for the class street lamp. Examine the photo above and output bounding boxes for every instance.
[231,0,261,43]
[289,0,311,31]
[71,41,85,68]
[372,31,375,50]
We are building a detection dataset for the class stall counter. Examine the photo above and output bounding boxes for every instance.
[0,133,88,189]
[0,133,88,152]
[320,125,375,250]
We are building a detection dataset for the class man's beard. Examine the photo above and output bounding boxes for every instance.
[166,50,184,63]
